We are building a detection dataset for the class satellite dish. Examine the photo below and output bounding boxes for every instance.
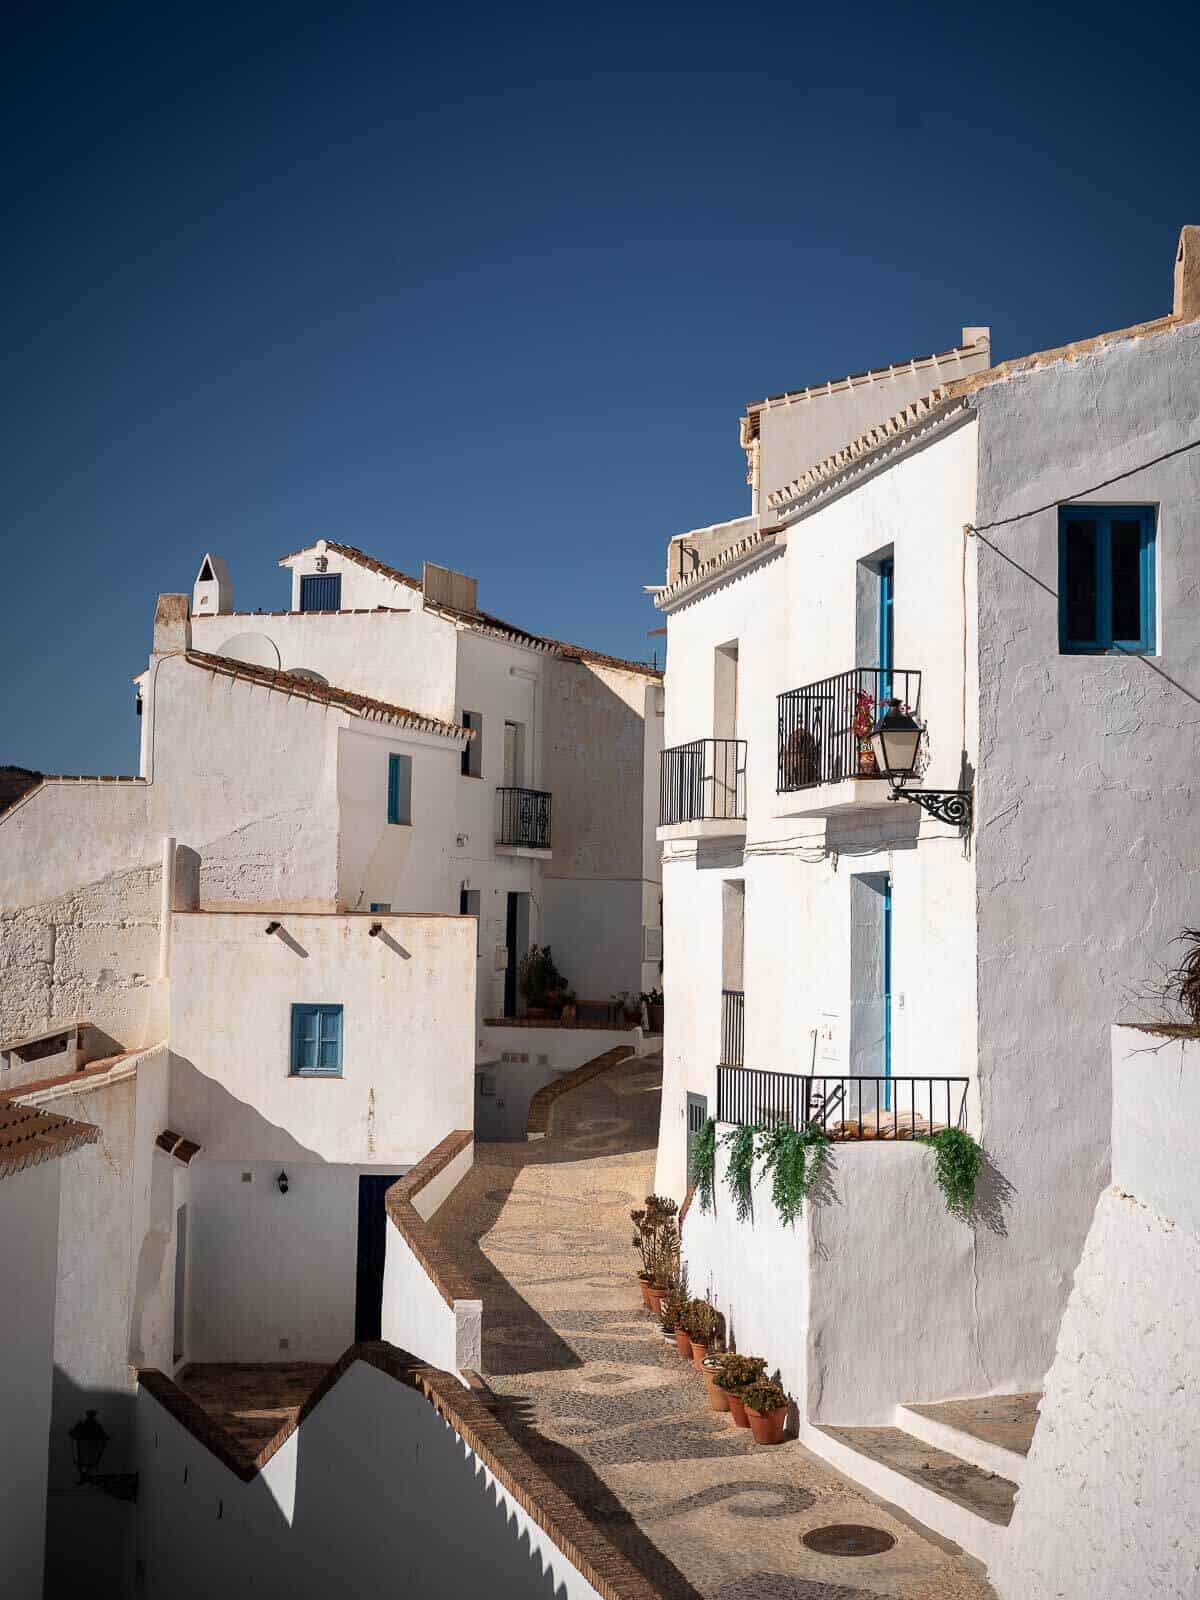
[283,667,328,685]
[216,633,281,670]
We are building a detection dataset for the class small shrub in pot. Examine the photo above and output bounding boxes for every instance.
[740,1378,790,1445]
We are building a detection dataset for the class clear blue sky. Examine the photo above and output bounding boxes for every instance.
[2,0,1193,772]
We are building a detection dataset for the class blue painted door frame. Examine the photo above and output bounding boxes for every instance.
[879,558,894,699]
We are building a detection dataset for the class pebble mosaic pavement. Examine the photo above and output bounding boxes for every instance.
[432,1052,999,1600]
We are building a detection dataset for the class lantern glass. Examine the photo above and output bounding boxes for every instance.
[869,699,923,782]
[69,1409,109,1477]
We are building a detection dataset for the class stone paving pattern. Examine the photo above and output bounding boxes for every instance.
[432,1051,999,1600]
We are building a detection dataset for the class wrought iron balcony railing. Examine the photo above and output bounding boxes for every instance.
[777,667,921,792]
[716,1065,968,1140]
[660,739,746,826]
[496,787,552,849]
[720,990,744,1067]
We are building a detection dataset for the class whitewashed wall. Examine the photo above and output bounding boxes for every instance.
[655,421,979,1201]
[992,1027,1200,1600]
[186,1160,372,1363]
[971,318,1200,1391]
[0,1157,60,1600]
[381,1140,479,1377]
[135,1358,610,1600]
[168,911,475,1164]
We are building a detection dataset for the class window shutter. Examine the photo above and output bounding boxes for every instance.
[388,754,412,825]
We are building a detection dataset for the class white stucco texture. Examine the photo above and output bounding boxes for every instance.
[136,1357,607,1599]
[168,911,475,1164]
[0,1158,60,1600]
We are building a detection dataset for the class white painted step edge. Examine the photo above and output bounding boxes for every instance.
[894,1402,1028,1486]
[799,1420,1010,1572]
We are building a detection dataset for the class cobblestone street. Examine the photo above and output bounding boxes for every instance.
[433,1052,998,1600]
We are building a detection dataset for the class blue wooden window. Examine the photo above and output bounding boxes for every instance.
[299,572,342,613]
[290,1004,343,1076]
[387,753,412,825]
[1059,507,1156,654]
[878,557,894,698]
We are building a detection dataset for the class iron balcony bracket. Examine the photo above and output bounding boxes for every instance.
[888,786,973,829]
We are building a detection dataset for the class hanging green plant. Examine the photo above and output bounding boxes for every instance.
[759,1121,831,1226]
[690,1118,718,1214]
[917,1127,983,1213]
[722,1123,761,1223]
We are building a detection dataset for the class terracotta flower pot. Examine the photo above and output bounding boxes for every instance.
[858,745,878,775]
[704,1372,730,1412]
[638,1277,653,1309]
[646,1285,665,1316]
[746,1405,788,1445]
[674,1328,692,1359]
[690,1339,709,1370]
[726,1394,750,1428]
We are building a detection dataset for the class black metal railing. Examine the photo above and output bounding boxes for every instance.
[496,787,552,849]
[716,1066,968,1139]
[720,990,744,1066]
[777,667,921,792]
[660,739,747,826]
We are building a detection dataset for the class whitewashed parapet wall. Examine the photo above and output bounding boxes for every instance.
[992,1025,1200,1600]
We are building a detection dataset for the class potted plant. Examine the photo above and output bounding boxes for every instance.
[702,1355,730,1412]
[740,1378,790,1445]
[519,945,568,1019]
[631,1195,677,1311]
[640,988,665,1033]
[683,1299,721,1370]
[662,1283,692,1359]
[851,690,878,775]
[711,1354,766,1428]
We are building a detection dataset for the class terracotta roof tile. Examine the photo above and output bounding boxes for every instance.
[156,1129,202,1164]
[186,651,471,741]
[10,1048,143,1101]
[0,1099,99,1180]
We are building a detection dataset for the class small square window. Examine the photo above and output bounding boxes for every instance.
[1058,506,1156,654]
[387,753,412,825]
[369,902,391,914]
[290,1004,343,1076]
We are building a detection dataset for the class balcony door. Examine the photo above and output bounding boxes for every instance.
[850,872,892,1112]
[503,720,525,788]
[878,558,894,700]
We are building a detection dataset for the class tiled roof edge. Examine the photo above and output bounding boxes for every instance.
[185,652,471,742]
[139,1343,666,1599]
[277,539,422,590]
[0,1101,100,1181]
[652,529,781,610]
[13,1045,152,1104]
[384,1129,476,1308]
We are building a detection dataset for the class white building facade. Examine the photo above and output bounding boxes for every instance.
[652,228,1200,1563]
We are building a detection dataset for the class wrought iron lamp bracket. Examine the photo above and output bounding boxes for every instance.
[888,786,973,829]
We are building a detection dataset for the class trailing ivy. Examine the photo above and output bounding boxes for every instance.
[690,1118,718,1214]
[722,1123,761,1223]
[759,1121,831,1226]
[918,1127,983,1213]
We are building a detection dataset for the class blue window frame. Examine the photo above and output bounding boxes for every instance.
[1058,506,1156,654]
[878,558,894,698]
[290,1004,343,1076]
[299,572,342,613]
[387,753,412,825]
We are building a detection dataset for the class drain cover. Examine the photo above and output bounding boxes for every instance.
[802,1524,896,1557]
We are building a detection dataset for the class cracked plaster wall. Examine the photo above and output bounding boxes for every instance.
[971,317,1200,1391]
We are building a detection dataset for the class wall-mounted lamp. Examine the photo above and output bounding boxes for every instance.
[368,922,383,938]
[277,1170,290,1195]
[68,1411,139,1502]
[869,699,973,829]
[456,834,468,848]
[264,921,282,936]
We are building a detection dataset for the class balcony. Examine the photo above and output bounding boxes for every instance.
[495,787,552,855]
[776,667,921,818]
[658,739,747,841]
[720,990,744,1067]
[716,1065,968,1139]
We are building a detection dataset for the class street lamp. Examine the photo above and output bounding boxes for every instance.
[869,698,973,829]
[68,1410,138,1501]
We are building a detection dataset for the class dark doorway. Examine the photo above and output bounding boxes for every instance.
[355,1173,401,1342]
[504,892,519,1017]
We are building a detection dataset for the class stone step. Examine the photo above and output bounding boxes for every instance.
[812,1422,1017,1567]
[896,1393,1040,1485]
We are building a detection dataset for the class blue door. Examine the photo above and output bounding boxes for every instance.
[882,875,893,1111]
[879,559,894,700]
[355,1173,401,1341]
